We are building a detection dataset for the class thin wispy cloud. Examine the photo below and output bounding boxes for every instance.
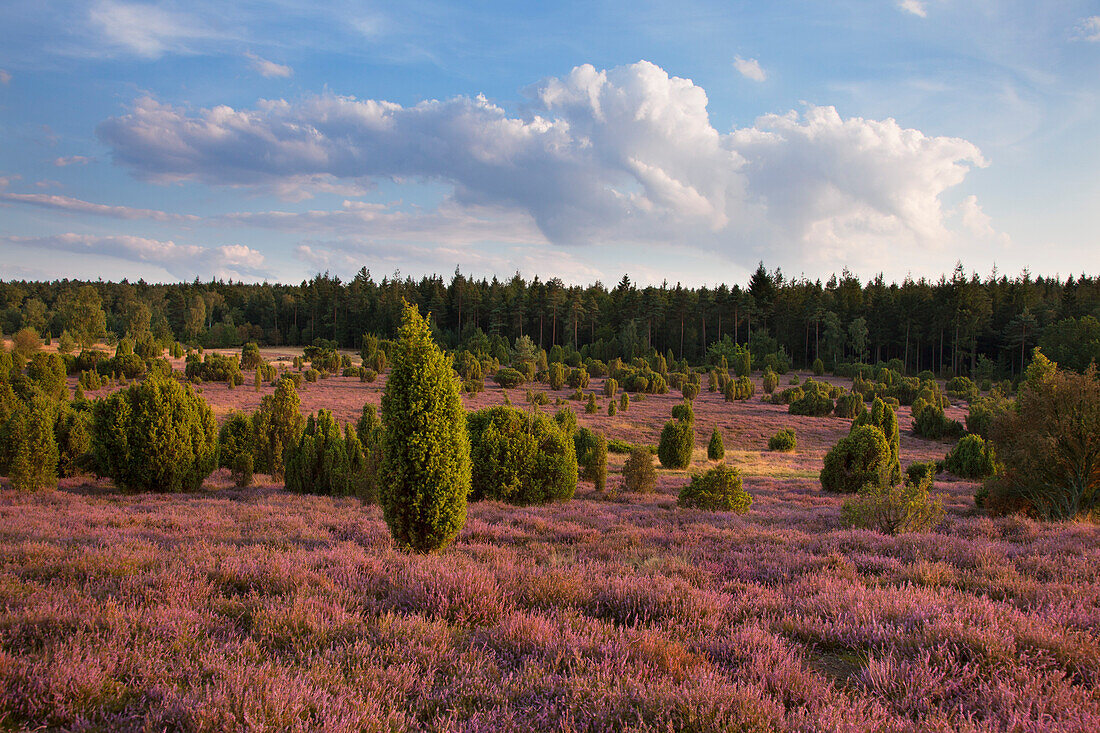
[733,56,766,82]
[1,233,268,279]
[245,52,292,78]
[87,0,220,58]
[0,69,11,85]
[53,155,93,167]
[898,0,928,18]
[1074,16,1100,41]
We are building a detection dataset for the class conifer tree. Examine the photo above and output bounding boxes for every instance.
[380,302,470,552]
[8,390,59,491]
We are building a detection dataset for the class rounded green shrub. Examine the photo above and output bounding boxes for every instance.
[768,428,797,452]
[762,369,778,394]
[658,419,694,469]
[573,426,607,493]
[833,392,864,419]
[285,409,369,497]
[944,434,997,479]
[853,398,901,484]
[840,473,944,535]
[603,377,618,398]
[380,302,471,552]
[4,389,59,491]
[789,380,834,417]
[548,362,566,390]
[820,425,892,494]
[218,412,255,487]
[469,406,578,504]
[707,427,724,461]
[619,392,629,412]
[621,446,657,493]
[91,375,217,493]
[812,358,825,376]
[567,367,590,389]
[494,367,525,388]
[585,393,598,414]
[240,342,262,370]
[681,382,700,401]
[678,465,751,512]
[252,377,305,478]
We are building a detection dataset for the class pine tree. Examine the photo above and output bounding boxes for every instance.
[380,301,470,552]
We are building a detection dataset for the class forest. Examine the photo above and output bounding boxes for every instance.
[3,263,1100,378]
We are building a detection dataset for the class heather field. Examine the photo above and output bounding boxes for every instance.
[2,368,1100,731]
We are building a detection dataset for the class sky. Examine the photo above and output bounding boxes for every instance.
[0,1,1097,287]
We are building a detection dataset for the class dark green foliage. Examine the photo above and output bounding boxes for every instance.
[681,382,700,401]
[4,389,59,491]
[834,392,865,419]
[380,302,470,552]
[548,362,566,390]
[240,342,262,370]
[553,407,577,436]
[946,376,979,402]
[252,377,305,478]
[762,369,778,394]
[944,434,997,479]
[567,367,590,389]
[355,403,384,503]
[768,428,796,452]
[619,392,629,412]
[91,376,217,493]
[770,386,803,405]
[984,366,1100,519]
[218,412,256,487]
[585,393,598,414]
[54,403,91,478]
[724,376,754,401]
[820,425,892,494]
[469,406,577,504]
[906,460,938,487]
[789,379,834,417]
[913,404,964,440]
[966,393,1013,439]
[812,358,825,376]
[671,401,694,423]
[841,473,944,535]
[853,398,902,484]
[285,409,368,497]
[494,367,525,388]
[26,353,68,402]
[1038,315,1100,373]
[621,446,657,493]
[658,418,694,469]
[603,377,618,398]
[707,427,724,461]
[185,353,241,385]
[573,427,608,492]
[304,368,320,383]
[678,465,751,513]
[97,353,147,380]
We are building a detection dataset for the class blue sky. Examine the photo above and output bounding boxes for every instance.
[1,1,1097,286]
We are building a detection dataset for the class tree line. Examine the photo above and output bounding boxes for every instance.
[3,263,1100,378]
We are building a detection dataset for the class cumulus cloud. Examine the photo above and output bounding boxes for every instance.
[97,60,987,268]
[955,195,1009,245]
[0,69,11,85]
[246,52,293,78]
[733,56,766,82]
[1074,16,1100,41]
[53,155,93,167]
[898,0,928,18]
[1,233,267,280]
[88,1,217,58]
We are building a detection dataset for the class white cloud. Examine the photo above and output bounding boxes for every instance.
[2,233,267,279]
[955,194,1010,246]
[0,191,199,222]
[88,1,216,58]
[733,56,766,82]
[97,60,988,269]
[898,0,928,18]
[0,69,11,85]
[246,52,293,78]
[53,155,93,167]
[1074,16,1100,41]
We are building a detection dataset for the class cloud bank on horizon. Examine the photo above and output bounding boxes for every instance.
[91,61,988,278]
